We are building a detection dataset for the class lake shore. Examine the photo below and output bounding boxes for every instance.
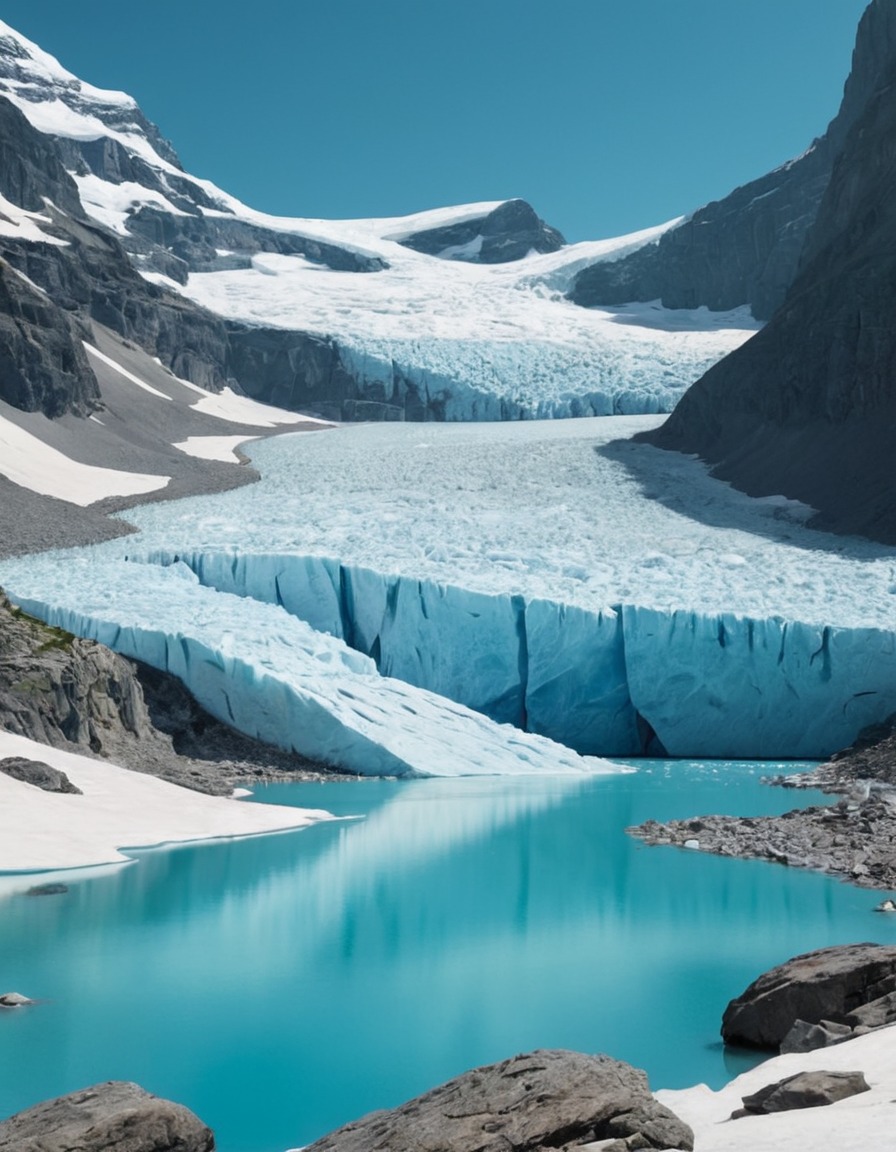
[0,729,333,874]
[629,729,896,892]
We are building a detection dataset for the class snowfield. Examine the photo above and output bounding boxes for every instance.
[0,729,331,872]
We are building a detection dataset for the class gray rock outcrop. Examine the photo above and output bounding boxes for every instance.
[640,0,896,543]
[571,2,896,321]
[0,756,81,793]
[0,1081,214,1152]
[720,943,896,1050]
[303,1049,693,1152]
[628,793,896,890]
[734,1069,870,1116]
[400,199,565,263]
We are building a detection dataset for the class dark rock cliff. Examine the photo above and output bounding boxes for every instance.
[571,1,896,320]
[399,198,565,263]
[642,0,896,542]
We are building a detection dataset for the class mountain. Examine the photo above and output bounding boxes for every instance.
[640,0,896,543]
[0,18,752,448]
[568,2,895,321]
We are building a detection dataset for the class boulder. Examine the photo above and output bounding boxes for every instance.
[0,756,81,794]
[780,1018,852,1054]
[0,1081,214,1152]
[722,943,896,1049]
[735,1070,870,1116]
[0,992,32,1007]
[303,1049,693,1152]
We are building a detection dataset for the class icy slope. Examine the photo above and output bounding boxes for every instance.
[0,19,758,421]
[0,558,605,779]
[4,418,896,761]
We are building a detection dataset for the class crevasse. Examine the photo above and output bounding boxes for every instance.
[127,549,896,759]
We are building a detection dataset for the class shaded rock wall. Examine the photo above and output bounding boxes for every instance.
[642,0,896,542]
[572,0,896,321]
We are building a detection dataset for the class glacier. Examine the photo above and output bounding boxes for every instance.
[1,559,604,778]
[3,417,896,765]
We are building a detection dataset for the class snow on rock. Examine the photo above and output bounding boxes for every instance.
[0,560,609,779]
[0,410,169,505]
[657,1025,896,1152]
[0,729,331,873]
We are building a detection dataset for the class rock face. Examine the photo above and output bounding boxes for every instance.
[571,2,896,321]
[735,1070,870,1116]
[400,199,565,263]
[721,943,896,1050]
[641,0,896,542]
[303,1049,693,1152]
[0,756,81,793]
[0,1081,214,1152]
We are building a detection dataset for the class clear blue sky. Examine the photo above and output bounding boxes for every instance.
[3,0,870,241]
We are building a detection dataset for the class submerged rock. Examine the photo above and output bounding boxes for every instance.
[26,882,68,897]
[303,1048,693,1152]
[0,1080,214,1152]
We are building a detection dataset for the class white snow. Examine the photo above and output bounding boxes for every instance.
[183,384,333,427]
[0,190,66,246]
[178,246,756,421]
[0,19,753,422]
[0,409,169,505]
[74,173,188,236]
[83,341,172,400]
[0,729,331,873]
[0,20,135,107]
[173,435,258,461]
[657,1026,896,1152]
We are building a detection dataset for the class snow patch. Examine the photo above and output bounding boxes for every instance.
[0,729,331,873]
[0,410,168,505]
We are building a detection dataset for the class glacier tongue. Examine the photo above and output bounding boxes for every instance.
[117,548,896,759]
[1,560,603,778]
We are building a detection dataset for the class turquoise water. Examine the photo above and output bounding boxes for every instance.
[2,763,894,1152]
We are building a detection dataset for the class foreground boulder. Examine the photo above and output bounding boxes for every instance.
[303,1049,693,1152]
[734,1070,870,1117]
[722,943,896,1050]
[0,1081,214,1152]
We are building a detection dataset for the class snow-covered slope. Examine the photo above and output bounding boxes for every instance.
[0,19,758,424]
[0,729,331,872]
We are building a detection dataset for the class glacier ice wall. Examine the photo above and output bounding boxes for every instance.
[1,560,601,778]
[127,549,896,758]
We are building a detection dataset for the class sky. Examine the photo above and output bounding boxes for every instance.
[1,0,870,242]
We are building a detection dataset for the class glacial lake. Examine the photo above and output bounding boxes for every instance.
[2,763,895,1152]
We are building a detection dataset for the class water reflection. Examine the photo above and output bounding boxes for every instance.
[1,765,893,1152]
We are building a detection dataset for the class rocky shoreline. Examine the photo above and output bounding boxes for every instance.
[629,723,896,892]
